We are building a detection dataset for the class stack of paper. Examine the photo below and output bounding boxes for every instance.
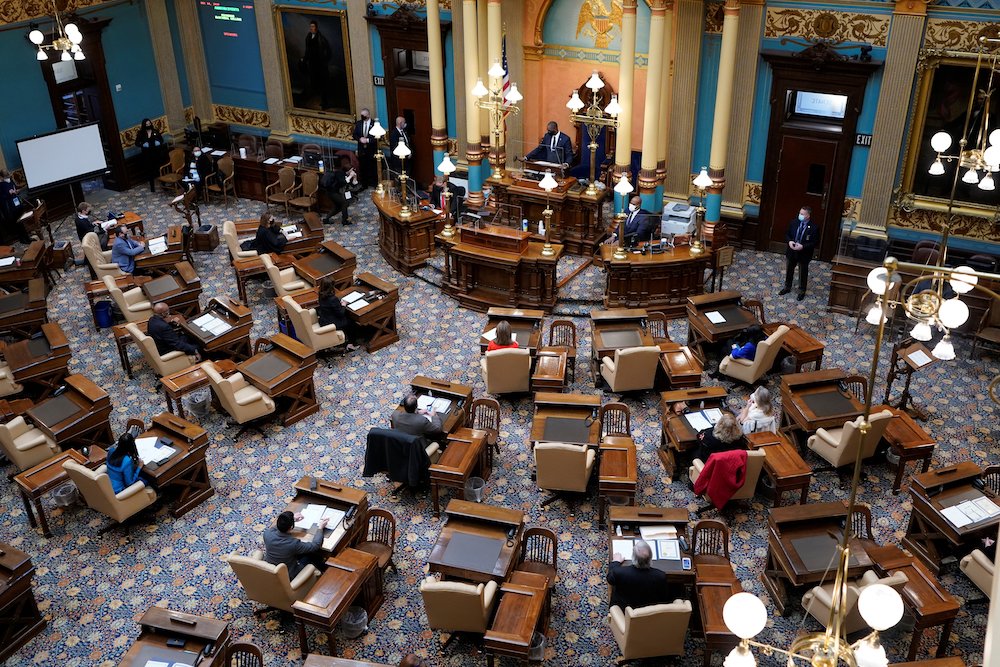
[191,313,232,335]
[0,257,16,267]
[638,525,677,540]
[135,437,176,465]
[348,298,369,311]
[288,155,303,163]
[211,150,227,157]
[148,236,168,256]
[417,395,452,414]
[611,539,634,561]
[100,219,118,230]
[941,496,1000,528]
[294,504,327,529]
[705,311,726,324]
[263,157,279,165]
[684,409,723,432]
[342,291,366,305]
[910,349,933,366]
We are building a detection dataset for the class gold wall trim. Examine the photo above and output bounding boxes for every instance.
[705,2,724,34]
[744,181,762,206]
[764,8,890,47]
[0,0,109,25]
[288,114,355,140]
[925,17,1000,51]
[213,104,271,129]
[889,206,1000,243]
[119,116,168,149]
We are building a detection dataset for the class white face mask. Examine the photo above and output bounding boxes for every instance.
[629,204,638,212]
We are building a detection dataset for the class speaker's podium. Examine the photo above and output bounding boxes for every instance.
[437,224,562,313]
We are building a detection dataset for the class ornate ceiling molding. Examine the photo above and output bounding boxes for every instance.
[213,105,270,130]
[925,17,1000,51]
[764,8,890,48]
[0,0,109,27]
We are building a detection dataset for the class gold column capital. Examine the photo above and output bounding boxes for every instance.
[648,0,669,13]
[724,0,741,14]
[894,0,929,15]
[622,0,638,9]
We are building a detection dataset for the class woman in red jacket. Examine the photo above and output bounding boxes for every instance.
[486,320,519,351]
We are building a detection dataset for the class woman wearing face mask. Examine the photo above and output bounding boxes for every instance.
[134,118,165,192]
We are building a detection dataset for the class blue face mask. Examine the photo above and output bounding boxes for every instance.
[798,213,806,222]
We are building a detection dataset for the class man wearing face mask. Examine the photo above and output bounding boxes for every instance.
[606,195,652,248]
[525,121,573,167]
[388,116,411,175]
[779,205,818,301]
[353,108,377,189]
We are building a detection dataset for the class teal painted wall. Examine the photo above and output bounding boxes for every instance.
[166,0,191,109]
[0,34,55,169]
[692,33,721,175]
[198,0,266,110]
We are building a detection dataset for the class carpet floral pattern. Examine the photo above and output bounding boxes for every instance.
[1,186,997,667]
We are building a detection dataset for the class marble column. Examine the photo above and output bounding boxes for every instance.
[613,0,638,212]
[463,0,485,205]
[655,1,674,190]
[638,0,667,209]
[664,0,702,200]
[487,0,504,172]
[477,0,491,175]
[427,0,448,173]
[501,0,524,160]
[253,0,288,137]
[720,0,762,215]
[704,0,740,233]
[175,0,213,122]
[145,0,186,134]
[453,0,468,162]
[858,8,926,231]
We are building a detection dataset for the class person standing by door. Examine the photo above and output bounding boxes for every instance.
[353,108,377,190]
[779,205,818,301]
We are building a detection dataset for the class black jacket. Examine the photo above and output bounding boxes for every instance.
[134,128,164,152]
[622,207,654,245]
[693,429,746,466]
[316,294,350,329]
[353,118,376,157]
[606,561,683,610]
[75,214,101,241]
[147,314,199,356]
[363,428,431,488]
[785,217,819,260]
[255,224,287,254]
[390,411,444,438]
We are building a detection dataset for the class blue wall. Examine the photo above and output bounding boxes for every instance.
[692,33,721,176]
[166,0,191,109]
[0,33,56,169]
[198,0,266,110]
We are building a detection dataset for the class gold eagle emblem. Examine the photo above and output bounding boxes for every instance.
[576,0,624,50]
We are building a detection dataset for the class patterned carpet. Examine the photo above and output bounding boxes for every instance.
[2,185,997,667]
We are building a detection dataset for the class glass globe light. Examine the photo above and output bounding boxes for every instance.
[604,94,621,117]
[949,265,978,294]
[980,173,995,191]
[392,142,411,159]
[930,131,952,153]
[910,321,933,341]
[504,84,522,104]
[693,166,713,189]
[985,144,1000,167]
[853,636,889,667]
[471,78,488,98]
[36,48,48,61]
[866,267,899,296]
[933,335,956,360]
[928,159,945,176]
[73,47,84,60]
[723,643,757,667]
[29,29,44,45]
[64,23,79,36]
[368,119,386,139]
[586,71,604,91]
[438,153,456,175]
[723,592,768,639]
[60,50,70,61]
[990,128,1000,146]
[866,303,884,325]
[538,170,558,192]
[962,167,980,184]
[858,583,904,631]
[614,173,633,195]
[487,60,505,79]
[69,30,83,45]
[566,91,584,113]
[938,298,970,329]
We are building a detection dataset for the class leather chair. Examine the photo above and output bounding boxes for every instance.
[281,295,345,353]
[261,254,308,297]
[419,576,498,635]
[600,346,661,392]
[718,325,790,385]
[689,449,766,508]
[227,549,320,613]
[82,232,123,280]
[126,323,198,377]
[534,442,595,508]
[0,416,59,471]
[62,459,157,527]
[807,409,893,470]
[802,569,908,635]
[102,275,152,323]
[608,600,692,660]
[223,220,257,261]
[201,361,275,429]
[961,549,994,598]
[0,360,24,397]
[480,348,531,395]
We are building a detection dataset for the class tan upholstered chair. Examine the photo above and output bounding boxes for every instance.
[126,323,198,377]
[157,148,186,193]
[600,346,661,393]
[480,348,531,395]
[0,416,59,471]
[534,442,595,508]
[802,569,908,635]
[82,232,123,280]
[608,600,692,660]
[227,549,320,613]
[102,275,152,323]
[222,220,257,261]
[281,296,345,353]
[201,361,275,427]
[961,549,994,598]
[260,254,307,297]
[718,324,790,385]
[689,449,766,507]
[807,409,893,469]
[419,576,498,635]
[0,360,24,397]
[266,166,298,216]
[62,459,157,526]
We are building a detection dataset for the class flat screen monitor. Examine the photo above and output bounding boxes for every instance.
[793,91,848,120]
[16,123,108,190]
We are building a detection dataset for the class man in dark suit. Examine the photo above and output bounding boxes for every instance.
[74,202,108,248]
[353,108,377,189]
[148,303,200,361]
[388,116,411,175]
[254,212,287,254]
[525,121,573,166]
[607,539,684,610]
[391,394,444,438]
[263,510,328,580]
[606,195,652,248]
[430,176,462,220]
[780,205,819,301]
[304,21,331,109]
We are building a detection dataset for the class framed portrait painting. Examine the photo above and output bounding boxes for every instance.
[275,7,356,118]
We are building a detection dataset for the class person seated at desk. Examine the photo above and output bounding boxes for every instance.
[487,320,519,352]
[738,386,777,434]
[106,433,147,495]
[525,121,573,167]
[727,325,766,362]
[263,510,328,580]
[391,393,444,438]
[148,303,201,362]
[321,159,357,226]
[316,280,361,351]
[608,539,685,610]
[74,202,109,248]
[693,413,746,464]
[254,212,287,254]
[605,196,653,248]
[111,226,145,274]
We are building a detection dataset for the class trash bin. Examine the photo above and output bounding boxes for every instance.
[184,388,212,419]
[94,301,114,329]
[279,319,297,340]
[528,631,546,661]
[52,483,78,507]
[340,606,368,638]
[464,477,485,503]
[779,355,798,375]
[262,281,276,298]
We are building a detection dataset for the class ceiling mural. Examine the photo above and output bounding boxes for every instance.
[0,0,108,26]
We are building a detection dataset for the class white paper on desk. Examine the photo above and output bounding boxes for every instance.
[295,503,326,530]
[323,522,347,551]
[192,313,215,328]
[706,310,726,324]
[135,437,176,464]
[942,505,974,528]
[206,319,231,335]
[287,155,303,163]
[342,291,365,304]
[148,237,167,256]
[0,257,15,267]
[281,225,298,235]
[910,349,933,366]
[321,507,346,526]
[612,539,634,561]
[417,395,451,414]
[685,411,713,432]
[638,525,677,540]
[960,499,988,523]
[656,539,681,561]
[100,219,118,230]
[263,157,279,165]
[973,496,1000,518]
[348,298,369,311]
[211,150,227,157]
[143,661,170,667]
[702,408,723,425]
[285,232,302,240]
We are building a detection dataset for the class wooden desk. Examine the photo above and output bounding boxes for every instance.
[484,574,550,667]
[0,397,34,420]
[763,322,825,373]
[695,562,742,667]
[599,244,711,318]
[0,543,47,663]
[26,374,113,450]
[337,272,400,353]
[874,404,936,493]
[375,194,442,275]
[134,226,184,275]
[903,462,1000,574]
[293,240,357,289]
[231,252,295,303]
[161,359,238,419]
[530,392,601,447]
[607,506,694,584]
[686,291,758,362]
[0,240,48,289]
[531,349,567,392]
[657,386,728,475]
[179,296,255,361]
[14,446,107,537]
[658,342,703,389]
[392,375,473,437]
[112,210,145,236]
[84,273,150,329]
[0,278,48,339]
[284,476,369,556]
[428,500,525,583]
[780,369,863,446]
[293,548,383,657]
[429,427,488,516]
[303,658,392,667]
[138,413,212,518]
[479,307,545,354]
[893,660,965,667]
[118,606,230,667]
[238,334,318,426]
[139,260,202,316]
[868,543,960,662]
[3,321,71,398]
[598,436,637,522]
[746,430,811,506]
[761,501,873,615]
[589,308,654,385]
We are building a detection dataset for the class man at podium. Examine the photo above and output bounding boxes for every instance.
[525,121,573,166]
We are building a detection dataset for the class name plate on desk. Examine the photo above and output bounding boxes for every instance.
[459,224,530,254]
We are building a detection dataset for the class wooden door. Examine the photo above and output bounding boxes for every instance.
[395,83,433,188]
[766,134,840,256]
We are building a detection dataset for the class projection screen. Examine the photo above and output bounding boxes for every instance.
[16,123,108,190]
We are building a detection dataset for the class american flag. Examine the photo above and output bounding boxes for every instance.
[501,33,511,108]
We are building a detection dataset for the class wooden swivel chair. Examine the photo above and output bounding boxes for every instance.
[205,155,237,206]
[466,397,501,461]
[972,301,1000,358]
[599,402,631,438]
[514,526,558,581]
[224,642,264,667]
[265,167,298,216]
[548,319,578,381]
[289,171,320,213]
[355,508,397,575]
[690,519,731,567]
[157,148,186,194]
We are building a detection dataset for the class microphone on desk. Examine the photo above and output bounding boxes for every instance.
[51,385,67,397]
[584,407,598,428]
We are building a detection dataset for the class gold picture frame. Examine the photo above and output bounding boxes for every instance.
[274,6,356,121]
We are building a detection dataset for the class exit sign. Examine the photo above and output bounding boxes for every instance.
[856,133,873,147]
[373,75,385,86]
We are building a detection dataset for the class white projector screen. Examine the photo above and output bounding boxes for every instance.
[16,123,108,190]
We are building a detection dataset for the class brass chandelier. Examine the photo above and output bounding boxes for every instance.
[28,0,85,61]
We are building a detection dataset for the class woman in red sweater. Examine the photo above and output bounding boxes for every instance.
[486,320,519,351]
